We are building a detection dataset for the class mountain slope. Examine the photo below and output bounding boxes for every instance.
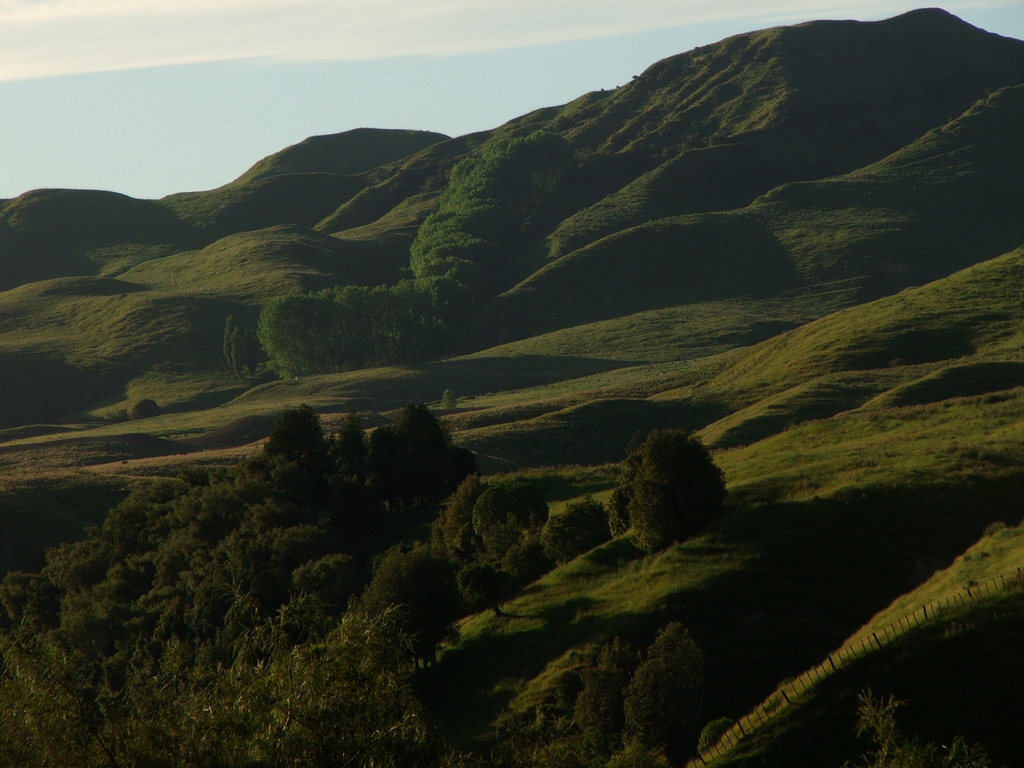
[456,81,1024,350]
[1,9,1023,432]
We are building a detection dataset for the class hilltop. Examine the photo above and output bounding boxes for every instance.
[0,9,1022,429]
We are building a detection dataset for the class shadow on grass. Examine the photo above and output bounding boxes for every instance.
[732,591,1024,768]
[426,473,1024,752]
[231,354,634,415]
[460,396,732,469]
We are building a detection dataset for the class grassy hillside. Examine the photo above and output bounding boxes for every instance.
[234,128,448,183]
[708,525,1024,768]
[0,190,194,290]
[0,10,1020,435]
[120,224,405,305]
[459,83,1024,349]
[542,8,1024,256]
[1,12,1024,763]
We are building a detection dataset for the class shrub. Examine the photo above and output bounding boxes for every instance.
[697,717,734,753]
[129,399,161,420]
[541,496,611,564]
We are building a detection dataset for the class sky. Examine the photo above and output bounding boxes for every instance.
[1,0,1022,200]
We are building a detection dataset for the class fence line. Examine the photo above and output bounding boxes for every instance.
[687,566,1024,767]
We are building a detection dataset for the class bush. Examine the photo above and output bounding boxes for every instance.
[606,741,670,768]
[129,399,161,420]
[541,496,610,564]
[613,430,725,552]
[697,717,734,753]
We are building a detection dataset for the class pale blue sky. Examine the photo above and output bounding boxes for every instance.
[1,1,1021,200]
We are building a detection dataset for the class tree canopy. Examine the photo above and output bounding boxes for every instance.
[611,430,726,552]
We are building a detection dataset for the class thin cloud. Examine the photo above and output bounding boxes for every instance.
[0,0,1014,81]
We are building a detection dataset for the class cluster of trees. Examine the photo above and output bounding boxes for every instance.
[256,279,456,378]
[351,480,613,670]
[359,425,726,671]
[409,130,576,293]
[256,131,577,377]
[0,413,735,766]
[489,625,706,767]
[0,403,477,765]
[431,478,612,617]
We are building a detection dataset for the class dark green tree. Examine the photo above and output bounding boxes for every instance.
[573,637,640,747]
[360,544,462,666]
[393,403,453,506]
[623,623,704,762]
[368,404,476,512]
[264,405,333,480]
[431,474,484,562]
[224,314,238,371]
[223,315,259,377]
[541,496,611,564]
[291,553,362,612]
[367,425,403,512]
[331,412,369,482]
[612,430,725,552]
[457,562,517,616]
[500,529,553,588]
[129,398,161,420]
[472,480,549,560]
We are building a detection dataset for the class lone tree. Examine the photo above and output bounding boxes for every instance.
[611,430,725,552]
[456,562,516,616]
[573,637,640,747]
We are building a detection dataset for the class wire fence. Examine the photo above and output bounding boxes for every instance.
[686,565,1024,767]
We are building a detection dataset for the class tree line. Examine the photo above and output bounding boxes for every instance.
[256,131,577,377]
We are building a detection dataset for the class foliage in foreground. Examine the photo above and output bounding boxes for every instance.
[0,406,722,767]
[0,605,439,768]
[848,690,996,768]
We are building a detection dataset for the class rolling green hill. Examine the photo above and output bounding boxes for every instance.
[2,9,1024,765]
[1,9,1021,431]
